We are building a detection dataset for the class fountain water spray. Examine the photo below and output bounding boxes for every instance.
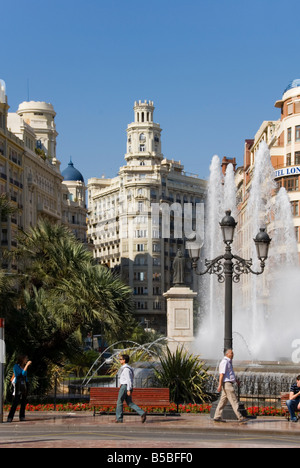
[195,141,300,361]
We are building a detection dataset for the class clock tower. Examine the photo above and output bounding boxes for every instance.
[125,100,163,166]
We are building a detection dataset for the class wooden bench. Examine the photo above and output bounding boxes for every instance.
[89,387,171,417]
[280,392,300,421]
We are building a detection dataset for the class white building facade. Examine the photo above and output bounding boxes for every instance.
[0,80,87,267]
[88,100,207,332]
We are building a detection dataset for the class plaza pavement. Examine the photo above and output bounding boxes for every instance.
[1,411,300,448]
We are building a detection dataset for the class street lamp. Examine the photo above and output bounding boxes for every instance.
[188,210,271,352]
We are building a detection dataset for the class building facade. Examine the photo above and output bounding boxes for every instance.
[236,79,300,258]
[233,80,300,313]
[0,81,24,267]
[0,80,87,267]
[88,100,207,332]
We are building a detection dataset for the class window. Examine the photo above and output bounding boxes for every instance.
[137,201,144,212]
[153,243,161,252]
[134,286,148,295]
[135,256,146,265]
[134,271,147,281]
[140,144,145,152]
[284,177,299,192]
[295,152,300,165]
[291,201,299,216]
[135,301,148,310]
[153,272,161,281]
[287,128,292,144]
[296,126,300,142]
[295,102,300,114]
[287,153,291,166]
[139,133,146,141]
[134,229,147,238]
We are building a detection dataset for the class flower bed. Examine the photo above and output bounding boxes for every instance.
[3,402,286,416]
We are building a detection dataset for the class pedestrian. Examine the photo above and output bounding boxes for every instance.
[286,375,300,422]
[7,355,32,423]
[214,349,247,423]
[115,354,147,424]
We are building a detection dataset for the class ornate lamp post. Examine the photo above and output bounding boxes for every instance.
[188,210,271,352]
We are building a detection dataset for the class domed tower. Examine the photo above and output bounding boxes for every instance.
[61,159,87,242]
[125,100,163,166]
[61,160,85,183]
[61,159,86,207]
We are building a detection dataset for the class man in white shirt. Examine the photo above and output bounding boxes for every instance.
[214,349,247,423]
[115,354,147,423]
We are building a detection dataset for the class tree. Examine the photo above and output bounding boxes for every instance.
[3,220,134,395]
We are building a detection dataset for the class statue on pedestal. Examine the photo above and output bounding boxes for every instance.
[172,249,186,287]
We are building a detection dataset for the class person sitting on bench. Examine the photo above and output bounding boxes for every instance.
[286,375,300,422]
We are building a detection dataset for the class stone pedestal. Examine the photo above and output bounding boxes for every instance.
[164,286,197,354]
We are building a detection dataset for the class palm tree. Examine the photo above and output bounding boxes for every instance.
[57,263,134,341]
[3,220,135,395]
[15,220,93,288]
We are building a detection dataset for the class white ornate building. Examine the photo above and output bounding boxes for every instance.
[0,80,87,267]
[88,100,207,332]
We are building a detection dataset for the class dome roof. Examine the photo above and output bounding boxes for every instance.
[62,161,84,183]
[283,79,300,94]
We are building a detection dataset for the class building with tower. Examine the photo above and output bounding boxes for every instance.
[88,100,207,333]
[0,79,87,267]
[8,101,63,231]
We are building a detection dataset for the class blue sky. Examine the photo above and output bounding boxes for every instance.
[2,0,300,182]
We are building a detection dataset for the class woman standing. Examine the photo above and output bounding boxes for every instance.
[7,356,32,423]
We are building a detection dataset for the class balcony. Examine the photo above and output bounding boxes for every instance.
[37,203,61,220]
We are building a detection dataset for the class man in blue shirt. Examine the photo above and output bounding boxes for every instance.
[286,375,300,422]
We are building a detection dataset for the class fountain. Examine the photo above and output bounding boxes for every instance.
[194,141,300,365]
[81,337,183,389]
[83,141,300,410]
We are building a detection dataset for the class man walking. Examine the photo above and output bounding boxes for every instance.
[214,349,247,423]
[115,354,147,423]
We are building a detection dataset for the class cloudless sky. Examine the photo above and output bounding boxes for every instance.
[2,0,300,182]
